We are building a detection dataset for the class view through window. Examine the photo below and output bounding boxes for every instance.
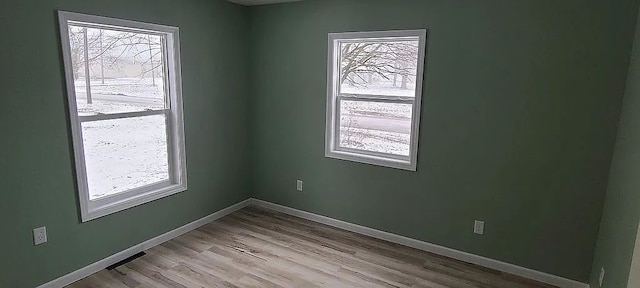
[69,25,169,199]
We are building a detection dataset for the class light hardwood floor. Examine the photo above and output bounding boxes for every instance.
[67,206,558,288]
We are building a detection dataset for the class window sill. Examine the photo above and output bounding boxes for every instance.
[82,183,187,222]
[325,149,417,171]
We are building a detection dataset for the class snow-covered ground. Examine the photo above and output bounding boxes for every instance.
[339,127,410,156]
[75,77,164,99]
[339,100,412,156]
[341,80,417,98]
[341,100,412,119]
[82,114,169,199]
[76,99,162,116]
[74,78,169,200]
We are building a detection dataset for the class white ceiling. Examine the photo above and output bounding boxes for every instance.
[226,0,303,6]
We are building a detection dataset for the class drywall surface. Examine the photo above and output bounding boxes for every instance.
[249,0,639,281]
[0,0,251,286]
[590,6,640,288]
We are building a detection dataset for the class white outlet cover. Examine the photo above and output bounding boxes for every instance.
[599,267,605,287]
[33,226,47,245]
[474,221,485,235]
[296,180,303,191]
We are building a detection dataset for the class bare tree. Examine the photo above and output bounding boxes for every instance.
[68,26,163,82]
[100,32,105,84]
[67,26,164,104]
[82,27,92,104]
[147,35,156,86]
[340,41,419,89]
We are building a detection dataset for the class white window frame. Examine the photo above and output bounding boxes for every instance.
[58,11,187,222]
[325,30,427,171]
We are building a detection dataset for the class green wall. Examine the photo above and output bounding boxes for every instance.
[249,0,639,282]
[0,0,251,287]
[590,6,640,288]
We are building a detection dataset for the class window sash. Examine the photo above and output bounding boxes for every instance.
[337,93,414,104]
[74,22,175,194]
[79,109,177,195]
[337,37,419,44]
[336,37,420,98]
[334,96,413,161]
[68,21,168,37]
[335,144,411,162]
[71,26,173,117]
[89,179,172,207]
[79,109,169,122]
[72,20,172,121]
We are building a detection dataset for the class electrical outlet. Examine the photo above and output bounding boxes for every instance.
[297,180,303,192]
[33,226,47,246]
[474,221,485,235]
[599,267,605,287]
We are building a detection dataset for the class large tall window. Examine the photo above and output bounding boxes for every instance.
[58,11,187,221]
[325,30,427,171]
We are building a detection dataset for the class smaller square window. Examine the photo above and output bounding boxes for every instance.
[325,30,427,171]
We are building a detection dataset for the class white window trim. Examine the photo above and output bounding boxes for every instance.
[325,30,427,171]
[58,11,188,222]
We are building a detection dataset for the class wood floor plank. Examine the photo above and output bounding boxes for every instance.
[113,263,169,288]
[124,258,187,288]
[214,216,418,287]
[65,206,559,288]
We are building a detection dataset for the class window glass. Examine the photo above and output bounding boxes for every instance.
[82,115,169,199]
[68,25,167,116]
[339,100,412,156]
[339,40,419,97]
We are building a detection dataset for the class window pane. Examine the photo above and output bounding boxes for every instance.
[68,25,166,116]
[340,39,419,97]
[339,100,412,156]
[82,115,169,200]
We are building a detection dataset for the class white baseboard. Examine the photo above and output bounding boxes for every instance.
[250,198,589,288]
[37,199,252,288]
